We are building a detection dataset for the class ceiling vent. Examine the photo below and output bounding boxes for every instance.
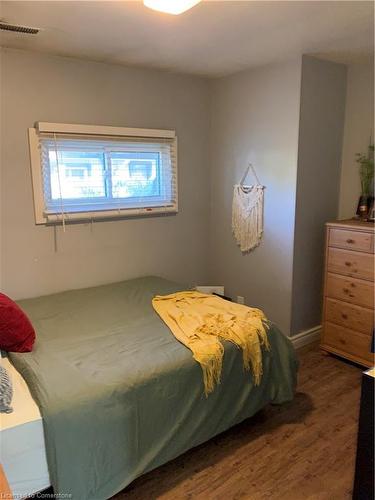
[0,21,40,35]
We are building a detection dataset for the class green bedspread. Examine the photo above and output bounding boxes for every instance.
[9,276,298,500]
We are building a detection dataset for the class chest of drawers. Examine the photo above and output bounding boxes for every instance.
[321,220,374,367]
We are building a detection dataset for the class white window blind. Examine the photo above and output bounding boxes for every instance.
[28,124,178,224]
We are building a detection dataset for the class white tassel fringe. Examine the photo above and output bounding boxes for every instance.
[232,185,264,253]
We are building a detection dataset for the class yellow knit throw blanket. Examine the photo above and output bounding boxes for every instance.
[152,291,270,395]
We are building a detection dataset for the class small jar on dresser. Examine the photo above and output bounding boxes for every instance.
[321,219,375,367]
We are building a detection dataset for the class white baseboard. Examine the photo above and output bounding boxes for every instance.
[290,325,321,349]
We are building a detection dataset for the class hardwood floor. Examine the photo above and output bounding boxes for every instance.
[114,344,364,500]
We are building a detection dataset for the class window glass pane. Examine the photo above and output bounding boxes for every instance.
[48,150,106,200]
[38,133,176,221]
[110,152,160,199]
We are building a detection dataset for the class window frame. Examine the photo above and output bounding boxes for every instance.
[28,122,178,225]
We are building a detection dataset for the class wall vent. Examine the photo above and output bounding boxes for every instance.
[0,21,40,35]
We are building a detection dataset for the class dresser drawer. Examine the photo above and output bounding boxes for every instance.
[326,273,374,309]
[329,228,373,253]
[323,322,374,365]
[325,298,374,336]
[327,247,374,281]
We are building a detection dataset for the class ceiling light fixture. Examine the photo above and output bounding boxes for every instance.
[143,0,201,15]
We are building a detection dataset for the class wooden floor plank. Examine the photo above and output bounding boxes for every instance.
[113,345,363,500]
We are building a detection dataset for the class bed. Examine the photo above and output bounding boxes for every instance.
[7,276,298,500]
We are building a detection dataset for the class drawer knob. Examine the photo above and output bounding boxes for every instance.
[341,313,348,319]
[343,288,349,293]
[346,238,355,244]
[345,261,352,267]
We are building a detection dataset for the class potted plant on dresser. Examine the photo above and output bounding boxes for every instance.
[356,143,374,219]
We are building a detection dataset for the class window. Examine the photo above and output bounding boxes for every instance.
[28,123,178,224]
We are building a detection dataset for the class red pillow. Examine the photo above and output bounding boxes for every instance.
[0,293,35,352]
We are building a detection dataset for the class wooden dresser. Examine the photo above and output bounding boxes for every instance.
[321,220,374,367]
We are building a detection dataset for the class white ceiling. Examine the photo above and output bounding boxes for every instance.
[0,1,373,77]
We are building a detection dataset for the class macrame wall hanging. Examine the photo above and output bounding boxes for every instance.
[232,163,265,253]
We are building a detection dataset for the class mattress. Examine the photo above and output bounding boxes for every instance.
[0,357,50,498]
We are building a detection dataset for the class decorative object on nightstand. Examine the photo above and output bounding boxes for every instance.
[367,198,375,222]
[320,219,375,367]
[355,143,374,219]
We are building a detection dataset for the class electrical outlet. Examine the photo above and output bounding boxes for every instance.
[237,296,245,305]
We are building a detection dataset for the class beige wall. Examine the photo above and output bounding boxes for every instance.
[208,60,302,334]
[339,61,374,219]
[1,47,365,336]
[0,49,211,299]
[291,56,347,336]
[1,50,302,335]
